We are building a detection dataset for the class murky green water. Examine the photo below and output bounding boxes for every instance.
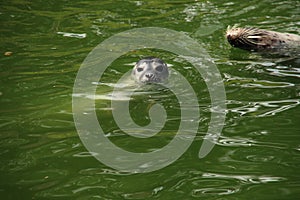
[1,0,300,199]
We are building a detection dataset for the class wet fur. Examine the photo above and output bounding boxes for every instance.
[226,26,300,56]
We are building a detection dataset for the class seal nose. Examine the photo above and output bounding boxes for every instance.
[145,73,154,79]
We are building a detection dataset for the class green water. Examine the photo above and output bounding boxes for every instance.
[1,0,300,199]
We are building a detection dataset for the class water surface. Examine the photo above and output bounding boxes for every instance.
[1,0,300,199]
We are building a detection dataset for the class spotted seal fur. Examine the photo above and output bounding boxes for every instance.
[226,26,300,56]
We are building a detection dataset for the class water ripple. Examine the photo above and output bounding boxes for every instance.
[192,187,239,197]
[227,99,300,117]
[202,173,286,184]
[79,167,132,176]
[217,136,287,149]
[57,31,87,39]
[224,73,295,88]
[266,66,300,78]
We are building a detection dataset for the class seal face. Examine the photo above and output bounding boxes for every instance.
[132,57,169,84]
[226,26,300,56]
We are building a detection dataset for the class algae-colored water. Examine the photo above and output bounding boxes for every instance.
[1,0,299,199]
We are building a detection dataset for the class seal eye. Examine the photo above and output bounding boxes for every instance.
[155,65,164,72]
[137,67,143,72]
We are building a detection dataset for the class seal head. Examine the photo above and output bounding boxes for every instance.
[132,57,169,84]
[226,26,300,56]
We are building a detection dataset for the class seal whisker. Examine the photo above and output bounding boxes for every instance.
[226,26,300,56]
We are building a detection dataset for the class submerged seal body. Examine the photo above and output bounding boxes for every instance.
[226,27,300,56]
[132,57,169,84]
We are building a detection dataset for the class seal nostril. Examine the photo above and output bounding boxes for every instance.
[145,73,154,79]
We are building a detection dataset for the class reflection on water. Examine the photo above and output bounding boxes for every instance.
[1,0,300,199]
[227,99,299,117]
[266,66,300,78]
[57,32,87,39]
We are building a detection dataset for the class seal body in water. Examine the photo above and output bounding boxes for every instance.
[132,57,169,84]
[226,27,300,56]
